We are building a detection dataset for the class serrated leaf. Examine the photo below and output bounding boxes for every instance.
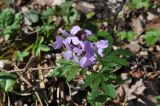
[0,8,15,27]
[66,66,79,81]
[83,72,98,89]
[110,49,131,56]
[91,75,101,98]
[101,80,116,98]
[104,56,129,66]
[94,94,107,103]
[48,65,64,77]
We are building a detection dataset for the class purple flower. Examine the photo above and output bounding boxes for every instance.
[73,47,82,56]
[64,37,81,45]
[95,40,108,49]
[61,29,71,36]
[73,53,79,63]
[63,50,79,63]
[83,41,94,58]
[95,40,108,57]
[84,29,92,36]
[53,36,63,49]
[63,50,72,60]
[53,26,109,69]
[80,56,96,68]
[70,26,81,35]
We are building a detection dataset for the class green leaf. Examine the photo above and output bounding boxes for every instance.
[63,8,78,25]
[0,71,17,92]
[86,11,95,19]
[128,0,149,9]
[101,80,116,98]
[33,46,40,57]
[83,72,98,89]
[66,66,79,81]
[48,65,64,77]
[110,49,131,56]
[24,11,39,25]
[91,75,101,98]
[156,96,160,101]
[33,36,44,57]
[16,51,29,61]
[127,31,135,41]
[42,8,55,17]
[58,59,73,65]
[40,45,50,52]
[118,31,135,41]
[144,29,160,46]
[2,0,14,5]
[88,35,98,42]
[104,34,113,55]
[97,31,109,38]
[0,72,17,79]
[119,31,127,40]
[94,94,107,103]
[0,8,15,27]
[35,36,44,47]
[104,56,129,66]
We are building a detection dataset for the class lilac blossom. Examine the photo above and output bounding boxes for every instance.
[53,36,63,49]
[53,26,108,68]
[95,40,108,57]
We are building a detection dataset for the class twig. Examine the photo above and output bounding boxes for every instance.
[13,64,43,106]
[35,91,43,106]
[23,56,34,72]
[13,64,32,87]
[2,66,55,73]
[109,0,126,36]
[12,90,32,96]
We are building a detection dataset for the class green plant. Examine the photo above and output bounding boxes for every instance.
[49,30,131,105]
[144,29,160,46]
[118,31,135,42]
[0,71,17,102]
[33,36,50,57]
[16,50,29,61]
[24,11,39,26]
[0,8,22,40]
[127,0,149,9]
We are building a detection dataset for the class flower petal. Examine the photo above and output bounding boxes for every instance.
[63,37,72,49]
[53,36,63,49]
[85,29,92,35]
[95,40,108,49]
[63,50,72,60]
[61,29,71,36]
[97,49,104,57]
[73,47,82,56]
[80,56,96,68]
[80,57,87,68]
[71,37,80,45]
[70,26,81,35]
[73,54,79,63]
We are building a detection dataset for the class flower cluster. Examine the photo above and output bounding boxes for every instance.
[53,26,108,68]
